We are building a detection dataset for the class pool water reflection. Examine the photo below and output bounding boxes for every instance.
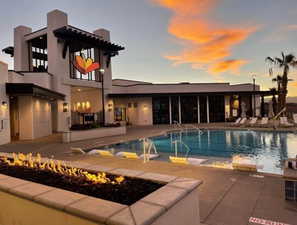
[102,130,297,174]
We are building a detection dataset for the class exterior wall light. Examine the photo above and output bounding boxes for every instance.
[63,102,69,112]
[1,101,8,110]
[108,103,113,112]
[143,105,148,110]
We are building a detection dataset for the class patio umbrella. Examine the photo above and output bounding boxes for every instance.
[241,102,247,118]
[268,100,274,118]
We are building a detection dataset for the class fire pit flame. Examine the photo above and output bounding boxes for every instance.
[1,153,124,185]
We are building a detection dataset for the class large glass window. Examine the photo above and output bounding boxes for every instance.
[180,96,198,123]
[152,97,170,124]
[171,96,179,123]
[28,35,48,72]
[209,95,225,122]
[69,47,100,82]
[199,96,207,123]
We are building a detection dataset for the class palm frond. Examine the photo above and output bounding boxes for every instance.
[265,57,275,63]
[285,54,295,63]
[282,52,285,62]
[274,57,283,66]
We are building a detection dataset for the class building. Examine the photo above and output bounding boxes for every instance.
[0,10,275,145]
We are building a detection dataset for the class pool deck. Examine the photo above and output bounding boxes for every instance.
[0,124,297,225]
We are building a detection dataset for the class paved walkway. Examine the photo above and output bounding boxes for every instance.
[0,125,296,225]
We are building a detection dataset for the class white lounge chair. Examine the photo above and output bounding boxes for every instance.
[232,118,241,126]
[116,151,159,160]
[247,117,257,126]
[293,114,297,124]
[71,147,85,155]
[259,117,269,127]
[239,117,247,125]
[169,156,207,165]
[88,149,114,156]
[280,117,294,127]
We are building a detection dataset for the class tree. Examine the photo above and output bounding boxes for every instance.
[266,52,297,113]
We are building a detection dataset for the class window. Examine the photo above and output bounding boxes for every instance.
[28,35,48,72]
[69,48,100,81]
[114,107,126,121]
[152,97,170,124]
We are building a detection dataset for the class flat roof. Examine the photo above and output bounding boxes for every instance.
[109,90,275,98]
[6,83,65,100]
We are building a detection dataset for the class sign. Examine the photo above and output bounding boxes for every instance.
[74,54,100,74]
[249,217,291,225]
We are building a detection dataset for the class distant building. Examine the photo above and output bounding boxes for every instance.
[0,10,274,144]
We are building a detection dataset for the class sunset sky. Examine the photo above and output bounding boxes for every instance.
[1,0,297,96]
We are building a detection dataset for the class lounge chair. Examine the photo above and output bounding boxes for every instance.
[231,118,241,126]
[239,117,247,126]
[259,117,269,127]
[169,156,207,165]
[87,149,114,156]
[232,155,257,172]
[247,117,257,127]
[71,147,85,154]
[280,117,294,127]
[116,151,159,160]
[293,114,297,125]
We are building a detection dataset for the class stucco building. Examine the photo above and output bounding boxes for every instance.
[0,10,273,145]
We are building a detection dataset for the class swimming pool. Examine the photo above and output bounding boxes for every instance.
[99,130,297,174]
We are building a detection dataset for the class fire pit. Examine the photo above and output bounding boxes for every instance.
[0,153,163,205]
[0,152,202,225]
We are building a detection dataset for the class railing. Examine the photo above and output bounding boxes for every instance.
[141,138,158,163]
[172,121,203,134]
[172,140,191,158]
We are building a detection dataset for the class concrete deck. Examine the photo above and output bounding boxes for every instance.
[0,124,297,225]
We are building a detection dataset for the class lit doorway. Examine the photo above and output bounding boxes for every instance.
[9,97,19,141]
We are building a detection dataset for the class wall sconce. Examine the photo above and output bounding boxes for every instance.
[108,103,113,112]
[1,101,8,110]
[63,102,69,112]
[143,104,148,111]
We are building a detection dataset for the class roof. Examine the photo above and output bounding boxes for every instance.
[6,83,65,100]
[109,90,275,98]
[53,25,124,53]
[112,79,152,86]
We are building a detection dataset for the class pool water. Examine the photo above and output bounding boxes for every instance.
[101,130,297,174]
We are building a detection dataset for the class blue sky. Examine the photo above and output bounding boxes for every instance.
[1,0,297,95]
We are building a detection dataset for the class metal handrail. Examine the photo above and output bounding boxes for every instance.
[172,140,191,158]
[184,124,203,134]
[273,107,286,120]
[141,138,158,163]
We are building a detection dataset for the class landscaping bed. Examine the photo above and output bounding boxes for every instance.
[0,156,164,205]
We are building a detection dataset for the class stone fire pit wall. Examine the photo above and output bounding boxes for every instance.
[0,153,202,225]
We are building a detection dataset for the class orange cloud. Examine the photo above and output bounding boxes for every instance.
[209,60,248,75]
[284,24,297,31]
[153,0,258,75]
[289,81,297,87]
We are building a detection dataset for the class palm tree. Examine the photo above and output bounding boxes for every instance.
[272,75,282,92]
[266,52,297,113]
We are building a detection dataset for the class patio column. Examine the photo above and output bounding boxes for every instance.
[261,95,265,117]
[197,96,200,123]
[169,96,172,124]
[206,96,210,123]
[178,96,181,123]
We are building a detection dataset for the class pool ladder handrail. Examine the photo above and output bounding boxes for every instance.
[184,124,203,134]
[141,138,158,163]
[172,140,191,158]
